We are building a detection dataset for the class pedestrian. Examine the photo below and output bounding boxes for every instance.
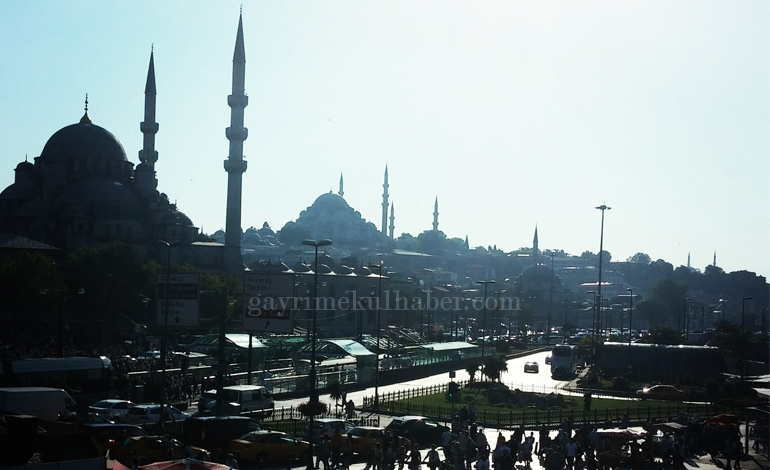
[225,452,239,469]
[424,444,441,470]
[341,437,353,470]
[331,429,344,469]
[409,443,422,470]
[317,434,333,470]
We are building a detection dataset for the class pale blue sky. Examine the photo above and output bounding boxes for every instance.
[0,1,768,278]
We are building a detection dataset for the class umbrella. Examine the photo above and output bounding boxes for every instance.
[140,459,232,470]
[706,414,741,426]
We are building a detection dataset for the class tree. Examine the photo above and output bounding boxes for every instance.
[327,380,346,417]
[627,253,651,264]
[648,279,688,329]
[482,355,508,382]
[0,250,65,330]
[465,362,481,382]
[641,326,681,345]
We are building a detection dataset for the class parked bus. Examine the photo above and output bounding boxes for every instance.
[0,357,113,405]
[550,344,580,378]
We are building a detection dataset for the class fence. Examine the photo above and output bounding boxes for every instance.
[258,405,381,436]
[360,380,737,430]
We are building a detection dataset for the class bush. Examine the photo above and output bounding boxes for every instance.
[611,376,629,391]
[297,401,328,417]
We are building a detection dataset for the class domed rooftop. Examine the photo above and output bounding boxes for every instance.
[311,192,349,211]
[41,113,127,161]
[0,180,37,200]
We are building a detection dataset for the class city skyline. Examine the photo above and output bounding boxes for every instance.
[0,1,767,277]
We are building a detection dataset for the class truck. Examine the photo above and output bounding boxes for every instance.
[550,344,580,379]
[0,387,77,421]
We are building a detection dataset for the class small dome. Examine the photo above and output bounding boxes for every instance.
[174,210,194,227]
[0,181,37,200]
[15,161,34,172]
[41,114,127,161]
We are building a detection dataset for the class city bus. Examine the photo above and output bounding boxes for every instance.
[550,344,580,379]
[0,356,113,405]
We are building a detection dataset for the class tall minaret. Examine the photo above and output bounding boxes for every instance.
[533,225,539,264]
[224,13,248,272]
[139,49,159,168]
[687,252,691,269]
[136,49,159,196]
[381,165,389,234]
[432,196,439,231]
[338,173,344,198]
[713,250,717,267]
[388,202,395,239]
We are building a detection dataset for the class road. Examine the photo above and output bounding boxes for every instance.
[275,350,564,410]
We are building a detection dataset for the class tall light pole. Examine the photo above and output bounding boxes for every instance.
[683,298,693,343]
[595,204,610,340]
[587,290,596,366]
[742,296,753,330]
[626,288,633,346]
[369,262,385,412]
[157,240,173,433]
[477,280,495,357]
[548,253,554,344]
[302,238,332,468]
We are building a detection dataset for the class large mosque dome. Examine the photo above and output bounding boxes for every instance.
[279,191,384,248]
[40,113,128,161]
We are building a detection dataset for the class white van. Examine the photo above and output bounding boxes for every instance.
[197,385,273,417]
[0,387,77,421]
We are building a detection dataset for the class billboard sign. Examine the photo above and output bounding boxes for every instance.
[243,273,295,333]
[157,273,200,327]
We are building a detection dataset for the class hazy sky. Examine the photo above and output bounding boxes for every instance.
[1,1,768,278]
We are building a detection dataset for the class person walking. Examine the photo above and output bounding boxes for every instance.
[408,443,422,470]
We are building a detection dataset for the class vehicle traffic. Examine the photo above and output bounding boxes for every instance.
[384,415,449,448]
[228,430,310,466]
[636,384,685,399]
[550,344,580,378]
[89,399,136,422]
[0,387,77,421]
[524,361,539,373]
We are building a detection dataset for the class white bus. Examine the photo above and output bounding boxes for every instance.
[550,344,580,378]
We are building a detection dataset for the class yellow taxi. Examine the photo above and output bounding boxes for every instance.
[228,430,310,466]
[344,426,411,456]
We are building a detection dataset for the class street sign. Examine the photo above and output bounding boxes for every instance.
[157,273,200,327]
[243,273,295,333]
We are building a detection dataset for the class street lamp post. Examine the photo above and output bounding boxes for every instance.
[301,239,332,469]
[157,240,173,434]
[369,262,384,412]
[587,290,596,365]
[595,204,610,341]
[742,296,753,330]
[477,280,495,357]
[626,288,633,346]
[683,298,693,342]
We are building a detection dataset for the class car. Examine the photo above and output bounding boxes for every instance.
[111,435,208,465]
[228,430,310,466]
[137,351,161,361]
[85,423,147,453]
[524,361,539,373]
[545,355,552,365]
[59,412,114,425]
[343,426,411,457]
[303,418,356,443]
[89,399,136,422]
[124,404,191,430]
[384,416,449,448]
[636,385,684,400]
[182,415,267,452]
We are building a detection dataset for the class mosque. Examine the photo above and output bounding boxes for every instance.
[0,13,440,273]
